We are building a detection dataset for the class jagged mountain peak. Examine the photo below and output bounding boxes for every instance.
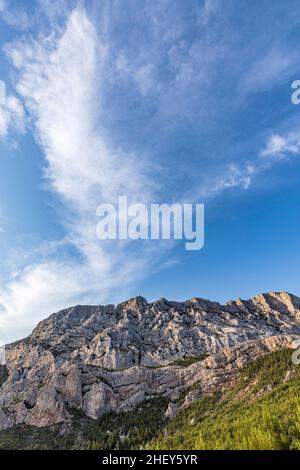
[29,290,300,336]
[20,290,300,349]
[117,296,148,312]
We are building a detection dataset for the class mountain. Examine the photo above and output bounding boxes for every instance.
[0,291,300,448]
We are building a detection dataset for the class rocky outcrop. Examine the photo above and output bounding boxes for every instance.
[0,291,300,430]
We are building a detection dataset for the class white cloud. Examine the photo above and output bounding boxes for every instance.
[0,253,153,344]
[244,46,300,93]
[0,207,7,235]
[135,64,155,97]
[112,0,224,115]
[0,0,32,31]
[0,80,25,137]
[206,131,300,198]
[0,7,157,344]
[0,0,6,13]
[213,163,255,192]
[199,0,220,25]
[198,130,300,201]
[199,129,300,200]
[189,162,258,201]
[260,133,300,159]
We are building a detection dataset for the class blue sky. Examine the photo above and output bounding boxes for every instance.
[1,0,300,344]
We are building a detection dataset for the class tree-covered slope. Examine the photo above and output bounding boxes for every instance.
[147,349,300,450]
[0,397,169,450]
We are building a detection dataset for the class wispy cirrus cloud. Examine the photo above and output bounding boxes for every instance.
[1,1,212,344]
[0,0,31,30]
[0,80,25,137]
[0,0,6,13]
[0,6,159,343]
[243,46,300,94]
[260,133,300,159]
[210,130,300,197]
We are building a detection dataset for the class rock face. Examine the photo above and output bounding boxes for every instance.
[0,291,300,430]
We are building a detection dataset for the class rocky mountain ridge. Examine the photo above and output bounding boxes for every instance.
[0,291,300,430]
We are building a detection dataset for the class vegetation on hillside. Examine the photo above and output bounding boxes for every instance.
[147,349,300,450]
[0,397,169,450]
[86,397,168,450]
